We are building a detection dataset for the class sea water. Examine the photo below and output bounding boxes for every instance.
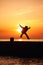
[0,39,43,65]
[0,39,43,42]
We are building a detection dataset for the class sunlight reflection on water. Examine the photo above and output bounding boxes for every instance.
[0,39,43,42]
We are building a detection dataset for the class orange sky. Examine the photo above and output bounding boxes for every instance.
[0,0,43,39]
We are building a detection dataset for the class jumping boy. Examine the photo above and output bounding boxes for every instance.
[19,24,31,39]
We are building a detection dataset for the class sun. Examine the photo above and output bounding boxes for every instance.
[16,24,24,33]
[16,27,22,33]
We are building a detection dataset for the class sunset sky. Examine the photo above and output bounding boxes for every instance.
[0,0,43,39]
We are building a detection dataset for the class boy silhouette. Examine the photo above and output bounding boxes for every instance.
[19,24,31,39]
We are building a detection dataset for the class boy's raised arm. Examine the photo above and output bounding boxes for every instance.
[19,24,23,28]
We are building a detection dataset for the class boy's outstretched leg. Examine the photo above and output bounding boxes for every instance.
[25,33,30,39]
[20,33,23,38]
